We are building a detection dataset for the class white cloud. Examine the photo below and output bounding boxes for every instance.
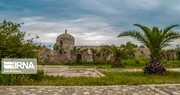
[18,14,180,49]
[18,16,142,47]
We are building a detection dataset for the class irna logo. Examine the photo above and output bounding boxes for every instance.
[1,58,37,74]
[4,61,35,69]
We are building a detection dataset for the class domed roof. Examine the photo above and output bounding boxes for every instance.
[57,29,74,40]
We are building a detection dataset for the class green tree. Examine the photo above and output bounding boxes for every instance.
[0,20,40,68]
[118,24,180,74]
[120,41,138,48]
[103,45,126,67]
[120,42,137,59]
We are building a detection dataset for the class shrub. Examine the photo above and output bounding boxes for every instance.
[0,70,44,85]
[28,70,44,81]
[122,58,149,68]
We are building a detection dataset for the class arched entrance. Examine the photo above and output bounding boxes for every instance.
[76,54,82,61]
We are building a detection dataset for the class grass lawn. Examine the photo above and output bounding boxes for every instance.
[1,71,180,86]
[38,59,180,69]
[40,71,180,86]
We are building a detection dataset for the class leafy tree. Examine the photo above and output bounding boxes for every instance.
[120,42,137,59]
[0,20,40,68]
[120,41,138,48]
[103,45,126,67]
[90,48,97,54]
[118,24,180,74]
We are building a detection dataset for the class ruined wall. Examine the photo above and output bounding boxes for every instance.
[163,51,178,60]
[37,46,180,63]
[37,30,152,63]
[134,48,150,59]
[36,47,51,63]
[75,46,110,62]
[37,44,152,63]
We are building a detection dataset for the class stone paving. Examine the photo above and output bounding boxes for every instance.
[38,66,104,77]
[0,84,180,95]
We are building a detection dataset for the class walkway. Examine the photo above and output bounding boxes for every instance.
[0,84,180,95]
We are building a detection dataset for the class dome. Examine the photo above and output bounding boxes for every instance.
[56,29,75,48]
[57,30,74,40]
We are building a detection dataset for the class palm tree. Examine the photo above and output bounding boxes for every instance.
[118,24,180,74]
[103,45,126,67]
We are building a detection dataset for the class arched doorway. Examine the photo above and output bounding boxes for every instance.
[76,54,82,61]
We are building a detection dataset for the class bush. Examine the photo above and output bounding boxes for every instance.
[122,58,149,68]
[28,70,44,81]
[0,70,44,85]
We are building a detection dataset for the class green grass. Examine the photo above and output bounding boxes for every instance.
[163,60,180,68]
[40,71,180,86]
[38,58,180,69]
[1,71,180,85]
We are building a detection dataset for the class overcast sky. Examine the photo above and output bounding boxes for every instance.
[0,0,180,49]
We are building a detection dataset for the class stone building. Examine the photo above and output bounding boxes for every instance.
[163,50,180,60]
[37,30,152,63]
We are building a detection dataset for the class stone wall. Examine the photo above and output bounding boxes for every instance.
[134,48,150,59]
[36,47,51,63]
[37,45,152,63]
[163,50,180,60]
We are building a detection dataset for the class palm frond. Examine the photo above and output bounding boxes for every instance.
[133,24,150,33]
[118,30,149,47]
[134,24,151,38]
[161,36,180,49]
[164,31,180,38]
[160,43,170,49]
[163,25,179,35]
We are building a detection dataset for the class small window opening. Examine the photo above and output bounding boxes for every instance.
[59,50,62,54]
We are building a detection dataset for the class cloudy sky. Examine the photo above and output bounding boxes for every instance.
[0,0,180,49]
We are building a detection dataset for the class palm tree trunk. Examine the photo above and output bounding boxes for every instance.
[143,58,166,75]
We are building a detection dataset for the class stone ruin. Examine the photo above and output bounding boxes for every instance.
[37,29,179,63]
[163,50,180,61]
